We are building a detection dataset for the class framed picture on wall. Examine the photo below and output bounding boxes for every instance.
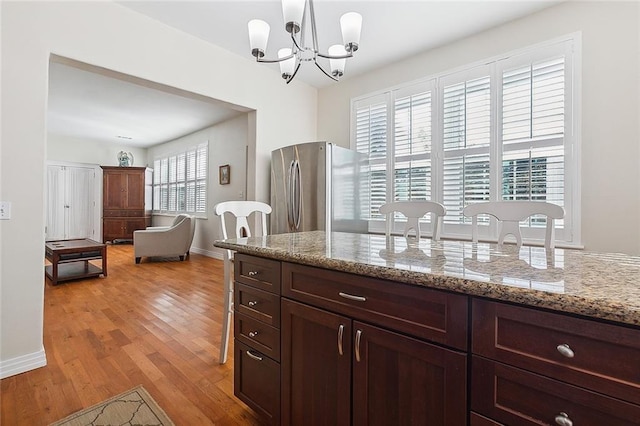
[219,164,230,185]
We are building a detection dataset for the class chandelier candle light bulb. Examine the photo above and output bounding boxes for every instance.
[248,19,270,58]
[328,45,347,77]
[247,0,362,83]
[282,0,305,33]
[340,12,362,53]
[278,48,296,79]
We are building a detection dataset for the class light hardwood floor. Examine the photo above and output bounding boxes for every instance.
[1,244,265,425]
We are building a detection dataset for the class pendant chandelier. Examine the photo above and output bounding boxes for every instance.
[248,0,362,84]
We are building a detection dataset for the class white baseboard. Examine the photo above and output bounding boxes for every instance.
[190,246,224,260]
[0,347,47,379]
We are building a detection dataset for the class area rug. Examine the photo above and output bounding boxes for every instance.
[50,385,174,426]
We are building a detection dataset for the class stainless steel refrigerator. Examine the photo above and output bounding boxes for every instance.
[270,141,369,234]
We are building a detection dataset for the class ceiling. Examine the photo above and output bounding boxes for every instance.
[48,0,560,148]
[48,59,249,148]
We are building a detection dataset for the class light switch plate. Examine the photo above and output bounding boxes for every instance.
[0,201,11,219]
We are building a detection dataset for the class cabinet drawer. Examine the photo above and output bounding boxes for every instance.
[472,356,640,426]
[235,283,280,328]
[470,412,503,426]
[235,254,281,294]
[472,299,640,405]
[103,209,145,217]
[283,262,468,350]
[234,340,280,426]
[235,312,280,361]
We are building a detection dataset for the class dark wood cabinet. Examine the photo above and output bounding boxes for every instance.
[472,299,640,424]
[280,300,467,426]
[233,254,281,425]
[282,261,469,350]
[471,356,640,425]
[470,412,503,426]
[101,166,151,242]
[281,299,352,426]
[234,341,280,424]
[280,261,468,426]
[232,253,640,426]
[102,217,149,242]
[352,321,467,426]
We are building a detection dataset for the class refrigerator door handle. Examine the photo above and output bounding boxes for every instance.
[292,160,302,230]
[287,160,295,231]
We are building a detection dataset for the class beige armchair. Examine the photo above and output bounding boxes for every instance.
[133,214,195,264]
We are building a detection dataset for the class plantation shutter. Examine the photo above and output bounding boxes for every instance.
[186,149,196,212]
[160,158,169,211]
[153,159,161,211]
[393,90,432,203]
[176,153,186,211]
[501,56,565,228]
[441,73,492,224]
[168,155,178,211]
[152,141,208,214]
[355,94,388,220]
[349,38,575,245]
[195,143,208,213]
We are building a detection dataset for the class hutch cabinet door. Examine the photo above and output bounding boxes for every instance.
[103,170,126,209]
[102,218,126,242]
[123,170,145,210]
[102,168,145,210]
[352,321,467,426]
[281,299,352,426]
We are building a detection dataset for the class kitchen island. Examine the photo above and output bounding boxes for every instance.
[215,231,640,425]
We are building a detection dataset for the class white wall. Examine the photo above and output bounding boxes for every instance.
[47,133,149,166]
[147,114,250,258]
[318,1,640,256]
[0,1,317,378]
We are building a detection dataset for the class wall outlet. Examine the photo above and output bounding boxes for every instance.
[0,201,11,220]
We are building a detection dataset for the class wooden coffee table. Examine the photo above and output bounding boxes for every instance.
[45,239,107,285]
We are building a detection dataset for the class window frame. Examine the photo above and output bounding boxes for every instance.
[350,34,581,247]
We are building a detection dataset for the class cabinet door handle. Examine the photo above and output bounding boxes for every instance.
[247,271,259,277]
[337,324,344,356]
[248,300,258,307]
[248,331,259,338]
[339,292,366,302]
[556,343,575,358]
[554,412,573,426]
[246,350,263,362]
[355,329,362,362]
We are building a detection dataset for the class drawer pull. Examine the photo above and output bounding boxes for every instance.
[246,350,263,362]
[554,412,573,426]
[355,329,362,362]
[339,292,366,302]
[556,343,575,358]
[248,331,259,338]
[337,324,344,356]
[248,300,258,307]
[247,271,259,277]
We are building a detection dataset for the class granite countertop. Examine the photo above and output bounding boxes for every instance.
[214,231,640,327]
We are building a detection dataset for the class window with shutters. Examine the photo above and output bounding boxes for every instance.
[355,93,388,221]
[500,56,566,229]
[441,72,492,225]
[354,82,436,234]
[152,142,208,216]
[351,36,579,245]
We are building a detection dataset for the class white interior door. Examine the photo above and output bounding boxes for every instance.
[46,165,66,240]
[46,163,98,241]
[66,167,95,239]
